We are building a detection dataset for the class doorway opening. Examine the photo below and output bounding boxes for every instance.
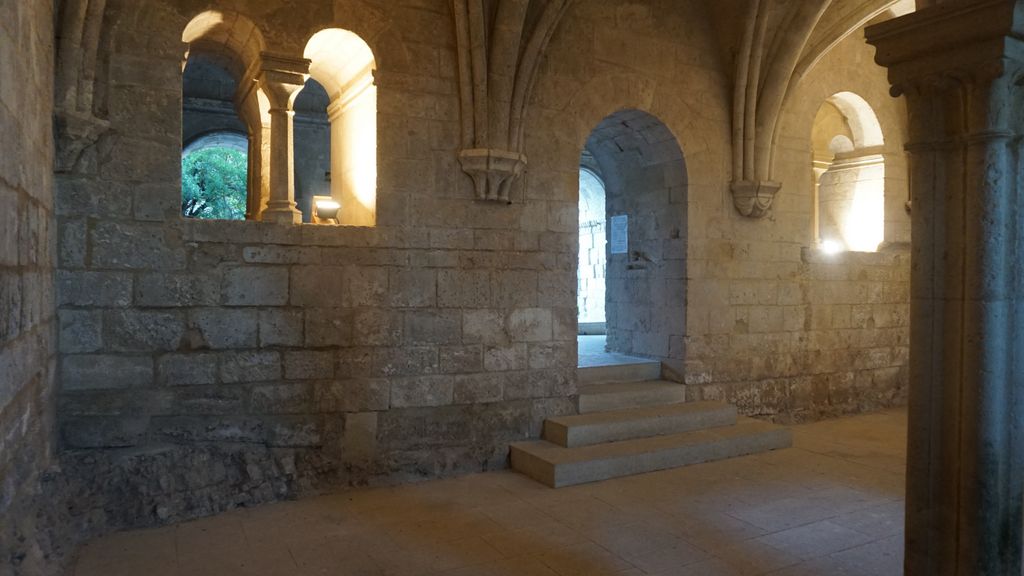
[576,110,687,370]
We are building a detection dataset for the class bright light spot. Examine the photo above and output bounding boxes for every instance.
[821,239,843,255]
[315,199,341,211]
[842,162,885,252]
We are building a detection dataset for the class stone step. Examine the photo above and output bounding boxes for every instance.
[510,417,792,488]
[578,381,686,414]
[544,401,738,448]
[577,359,661,385]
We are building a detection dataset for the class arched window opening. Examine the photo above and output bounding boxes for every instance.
[181,11,266,221]
[300,28,378,227]
[812,92,885,253]
[181,55,249,221]
[293,79,332,223]
[578,165,607,330]
[181,134,248,220]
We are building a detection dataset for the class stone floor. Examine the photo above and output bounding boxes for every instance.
[578,335,652,369]
[73,409,907,576]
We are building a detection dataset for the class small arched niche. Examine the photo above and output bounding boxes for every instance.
[579,109,687,361]
[181,10,267,220]
[300,28,378,227]
[812,92,885,253]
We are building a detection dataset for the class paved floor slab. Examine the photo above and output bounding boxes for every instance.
[73,409,908,576]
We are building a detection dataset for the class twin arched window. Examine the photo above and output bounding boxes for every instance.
[181,12,377,226]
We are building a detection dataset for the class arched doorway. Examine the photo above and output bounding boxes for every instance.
[578,109,688,362]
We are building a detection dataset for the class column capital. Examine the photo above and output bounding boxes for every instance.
[866,0,1024,98]
[257,52,310,110]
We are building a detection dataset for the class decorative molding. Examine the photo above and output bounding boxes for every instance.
[452,0,573,203]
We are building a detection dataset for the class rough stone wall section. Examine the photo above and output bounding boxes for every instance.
[49,0,578,553]
[685,247,910,422]
[0,0,62,573]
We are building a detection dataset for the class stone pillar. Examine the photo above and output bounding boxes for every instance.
[257,54,309,225]
[867,2,1024,574]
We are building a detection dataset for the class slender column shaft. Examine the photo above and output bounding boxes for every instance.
[263,106,299,223]
[257,53,308,225]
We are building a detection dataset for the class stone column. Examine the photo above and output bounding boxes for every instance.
[257,54,309,225]
[867,2,1024,574]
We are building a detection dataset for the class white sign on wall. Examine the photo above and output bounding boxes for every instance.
[610,214,628,255]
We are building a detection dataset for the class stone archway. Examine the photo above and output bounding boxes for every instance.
[579,109,688,362]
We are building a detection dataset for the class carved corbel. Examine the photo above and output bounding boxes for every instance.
[730,180,782,219]
[458,148,527,202]
[55,110,110,174]
[452,0,572,203]
[55,0,112,174]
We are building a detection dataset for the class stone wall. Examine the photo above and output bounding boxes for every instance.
[40,0,915,564]
[0,0,61,572]
[52,0,577,539]
[528,2,910,421]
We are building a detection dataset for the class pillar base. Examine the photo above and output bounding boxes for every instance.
[261,206,302,225]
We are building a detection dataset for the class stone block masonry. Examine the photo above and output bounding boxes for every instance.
[19,1,913,574]
[0,0,63,573]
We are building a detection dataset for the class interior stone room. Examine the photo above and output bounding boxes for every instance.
[1,0,1022,575]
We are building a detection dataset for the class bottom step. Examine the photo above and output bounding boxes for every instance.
[510,417,792,488]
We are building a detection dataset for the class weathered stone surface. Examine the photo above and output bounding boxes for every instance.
[250,383,315,414]
[352,309,403,346]
[462,310,508,344]
[507,308,553,342]
[223,266,289,306]
[284,350,335,380]
[58,270,132,307]
[219,351,281,384]
[192,309,258,349]
[388,269,436,307]
[483,344,528,372]
[404,310,461,345]
[158,353,218,386]
[440,345,483,374]
[373,347,439,377]
[315,380,390,412]
[103,310,185,352]
[453,373,504,404]
[258,309,304,347]
[305,309,354,347]
[135,272,219,307]
[438,270,491,308]
[390,376,454,408]
[90,221,185,270]
[349,267,389,307]
[62,417,149,448]
[291,267,346,307]
[59,310,103,354]
[62,355,154,391]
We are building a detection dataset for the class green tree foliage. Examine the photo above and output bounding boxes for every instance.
[181,147,248,220]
